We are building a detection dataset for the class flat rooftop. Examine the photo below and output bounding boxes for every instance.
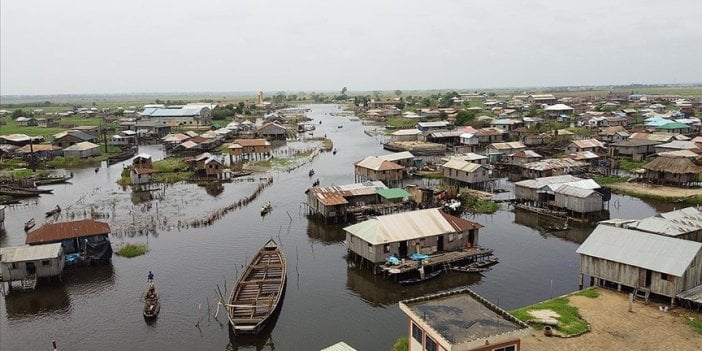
[402,289,527,344]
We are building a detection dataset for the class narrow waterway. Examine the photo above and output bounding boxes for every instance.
[0,104,673,351]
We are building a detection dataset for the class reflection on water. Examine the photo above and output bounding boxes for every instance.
[345,265,482,308]
[4,284,71,320]
[513,209,592,244]
[62,263,116,293]
[306,221,346,244]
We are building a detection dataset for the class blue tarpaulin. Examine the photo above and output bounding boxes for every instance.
[409,253,429,261]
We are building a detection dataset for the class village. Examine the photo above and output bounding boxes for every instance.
[1,87,701,350]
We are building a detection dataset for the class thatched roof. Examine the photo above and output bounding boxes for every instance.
[644,156,702,174]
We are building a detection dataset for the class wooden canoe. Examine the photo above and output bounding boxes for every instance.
[226,239,286,335]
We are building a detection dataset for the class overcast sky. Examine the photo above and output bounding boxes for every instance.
[1,0,701,95]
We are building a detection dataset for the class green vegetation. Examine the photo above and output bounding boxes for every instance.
[0,116,115,139]
[619,158,647,171]
[566,127,593,137]
[592,175,628,185]
[687,317,702,335]
[321,138,333,151]
[47,156,101,168]
[607,186,702,206]
[573,287,600,298]
[463,198,500,214]
[116,244,148,258]
[511,295,590,336]
[0,159,29,170]
[390,337,408,351]
[293,149,313,157]
[385,117,417,129]
[149,157,193,183]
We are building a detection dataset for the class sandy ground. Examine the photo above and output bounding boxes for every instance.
[608,182,702,197]
[521,289,702,351]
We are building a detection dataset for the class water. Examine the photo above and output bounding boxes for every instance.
[0,104,671,351]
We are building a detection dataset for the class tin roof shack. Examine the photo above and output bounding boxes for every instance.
[442,159,491,189]
[378,151,417,168]
[609,139,660,161]
[306,181,387,223]
[344,208,482,264]
[553,185,605,214]
[598,126,630,143]
[130,167,159,185]
[132,153,153,169]
[391,129,422,142]
[577,225,702,304]
[566,139,605,154]
[16,144,63,160]
[256,122,288,140]
[417,121,451,132]
[643,154,702,187]
[654,140,701,154]
[25,219,112,265]
[515,175,601,202]
[354,156,405,187]
[228,139,271,161]
[62,141,100,159]
[521,158,588,178]
[377,188,412,204]
[485,142,526,163]
[399,288,530,351]
[505,150,542,167]
[52,130,97,148]
[614,207,702,243]
[0,243,65,290]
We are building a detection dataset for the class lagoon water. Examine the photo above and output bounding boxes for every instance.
[0,104,671,350]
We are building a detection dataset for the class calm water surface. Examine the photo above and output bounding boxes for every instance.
[0,104,673,350]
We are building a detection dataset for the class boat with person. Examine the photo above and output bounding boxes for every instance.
[260,201,272,216]
[45,205,61,218]
[451,255,500,273]
[24,218,35,232]
[308,169,315,177]
[143,283,161,319]
[224,239,286,335]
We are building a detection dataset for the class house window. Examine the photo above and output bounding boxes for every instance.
[448,234,454,242]
[383,244,390,253]
[493,345,516,351]
[42,260,50,266]
[10,262,17,269]
[425,336,437,351]
[661,273,669,281]
[411,323,423,343]
[368,243,373,254]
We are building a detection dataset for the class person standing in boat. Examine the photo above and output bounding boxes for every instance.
[147,271,154,282]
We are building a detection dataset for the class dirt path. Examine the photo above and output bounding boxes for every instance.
[521,289,702,350]
[608,182,702,198]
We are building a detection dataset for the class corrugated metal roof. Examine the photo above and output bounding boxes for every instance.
[417,121,450,128]
[309,182,387,206]
[391,129,421,136]
[442,159,482,172]
[463,153,487,161]
[0,243,62,263]
[626,207,702,237]
[355,156,404,171]
[656,140,698,150]
[377,188,411,199]
[576,225,702,276]
[428,130,462,138]
[26,219,111,245]
[489,142,526,150]
[523,158,588,171]
[344,208,482,245]
[320,342,357,351]
[509,150,542,158]
[377,151,414,162]
[515,175,585,189]
[233,139,271,147]
[571,139,604,148]
[63,141,99,151]
[554,184,598,198]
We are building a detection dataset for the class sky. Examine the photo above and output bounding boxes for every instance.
[1,0,701,95]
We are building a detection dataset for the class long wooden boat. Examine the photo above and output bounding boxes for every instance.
[398,268,442,285]
[451,256,499,273]
[226,239,286,335]
[143,283,161,319]
[107,148,138,166]
[45,205,61,218]
[35,175,73,185]
[5,186,53,194]
[0,188,41,198]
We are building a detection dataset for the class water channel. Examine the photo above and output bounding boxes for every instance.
[0,104,675,350]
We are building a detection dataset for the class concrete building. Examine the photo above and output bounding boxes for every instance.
[399,288,530,351]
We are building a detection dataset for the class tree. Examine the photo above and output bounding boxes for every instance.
[341,87,348,95]
[455,110,476,126]
[11,109,29,118]
[394,90,402,96]
[373,91,381,100]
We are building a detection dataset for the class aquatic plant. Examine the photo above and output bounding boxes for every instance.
[116,244,148,258]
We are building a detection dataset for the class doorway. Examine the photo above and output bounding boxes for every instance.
[437,235,444,252]
[399,241,407,258]
[26,262,36,275]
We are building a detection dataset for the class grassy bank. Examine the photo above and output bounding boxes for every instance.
[385,117,417,129]
[116,244,148,258]
[511,288,598,336]
[605,183,702,205]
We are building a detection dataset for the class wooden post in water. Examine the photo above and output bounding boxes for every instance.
[628,293,634,312]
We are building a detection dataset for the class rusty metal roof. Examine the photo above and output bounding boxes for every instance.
[232,139,271,147]
[309,182,387,206]
[26,219,111,245]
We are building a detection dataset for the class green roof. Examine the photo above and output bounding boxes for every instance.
[656,122,690,130]
[377,188,411,199]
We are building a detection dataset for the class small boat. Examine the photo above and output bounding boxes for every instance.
[332,148,337,155]
[0,188,40,198]
[225,239,286,335]
[34,174,73,185]
[260,202,272,216]
[451,256,499,273]
[337,125,343,129]
[45,205,61,217]
[107,148,138,166]
[24,218,35,232]
[143,283,161,319]
[308,169,315,177]
[398,268,442,285]
[312,179,320,187]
